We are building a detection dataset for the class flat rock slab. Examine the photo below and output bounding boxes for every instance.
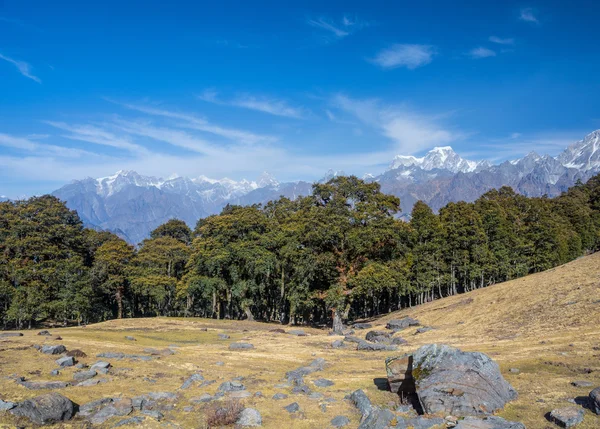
[352,323,373,330]
[284,402,300,413]
[331,415,350,427]
[570,380,593,387]
[77,378,108,387]
[0,332,23,337]
[180,373,204,389]
[385,317,419,331]
[409,344,517,416]
[10,392,75,425]
[229,343,254,350]
[91,361,111,370]
[218,381,245,392]
[73,370,97,381]
[18,380,70,390]
[549,407,585,428]
[114,416,145,427]
[288,329,307,336]
[89,398,133,425]
[0,400,16,411]
[56,356,75,367]
[454,416,526,429]
[313,378,334,387]
[41,345,66,355]
[357,341,397,351]
[96,352,151,361]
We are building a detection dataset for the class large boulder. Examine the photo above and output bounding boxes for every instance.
[389,344,517,416]
[237,408,262,427]
[365,330,391,343]
[10,392,75,425]
[40,344,66,355]
[549,407,585,428]
[385,317,419,331]
[590,387,600,415]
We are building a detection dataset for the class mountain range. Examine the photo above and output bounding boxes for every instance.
[48,130,600,244]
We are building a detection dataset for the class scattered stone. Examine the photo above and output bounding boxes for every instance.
[0,332,23,337]
[96,352,151,361]
[0,399,16,411]
[89,398,133,425]
[415,326,433,334]
[54,336,63,340]
[37,330,51,336]
[450,416,525,429]
[229,342,254,350]
[125,336,136,341]
[589,387,600,414]
[308,392,324,400]
[391,337,408,345]
[288,329,307,336]
[229,390,252,399]
[144,391,177,402]
[183,406,194,412]
[10,392,75,425]
[348,389,373,420]
[365,330,392,343]
[331,415,350,427]
[41,344,66,355]
[385,317,420,331]
[18,380,70,390]
[77,378,108,387]
[549,407,585,428]
[352,323,373,330]
[113,416,145,427]
[56,356,75,367]
[269,328,286,333]
[66,349,87,358]
[218,333,230,340]
[73,370,97,381]
[180,373,204,389]
[356,341,397,351]
[292,385,311,395]
[284,402,300,413]
[237,408,262,427]
[272,393,288,400]
[75,363,87,369]
[394,344,517,416]
[91,361,111,371]
[143,348,175,356]
[50,369,60,376]
[405,416,446,429]
[313,378,334,387]
[218,380,245,392]
[358,407,395,429]
[332,339,345,348]
[509,368,520,374]
[570,380,593,387]
[190,393,213,403]
[142,410,163,420]
[344,335,363,344]
[254,391,263,398]
[32,344,42,350]
[78,398,113,417]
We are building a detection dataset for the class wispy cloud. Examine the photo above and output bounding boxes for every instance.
[0,53,41,83]
[307,18,349,38]
[468,47,497,59]
[489,36,515,45]
[199,91,308,119]
[519,8,540,24]
[370,44,435,70]
[306,14,371,40]
[0,133,97,158]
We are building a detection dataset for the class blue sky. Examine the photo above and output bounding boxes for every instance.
[1,0,600,197]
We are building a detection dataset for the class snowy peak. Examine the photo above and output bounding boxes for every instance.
[389,146,481,173]
[257,171,279,188]
[557,129,600,171]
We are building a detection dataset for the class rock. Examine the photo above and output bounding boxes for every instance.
[66,349,87,358]
[0,332,23,337]
[144,348,175,356]
[56,356,75,367]
[348,389,373,420]
[0,399,16,411]
[292,384,311,394]
[96,352,151,361]
[215,361,224,366]
[113,416,145,427]
[89,398,133,425]
[38,330,51,336]
[229,342,254,350]
[77,378,108,387]
[190,393,213,403]
[270,328,286,333]
[313,378,334,387]
[284,402,300,413]
[570,380,592,387]
[386,317,419,331]
[344,335,363,344]
[454,416,526,429]
[358,407,395,429]
[142,410,163,420]
[406,344,518,416]
[218,380,245,392]
[180,373,204,389]
[391,337,408,345]
[237,408,262,427]
[357,341,397,351]
[144,391,177,402]
[41,344,66,355]
[509,368,520,374]
[405,416,446,429]
[332,340,345,348]
[366,330,392,343]
[308,392,324,400]
[75,363,87,369]
[78,398,113,417]
[218,333,230,340]
[414,326,433,334]
[272,393,288,400]
[549,407,585,428]
[288,329,307,336]
[285,358,327,383]
[254,391,263,397]
[18,380,70,390]
[91,361,111,371]
[125,336,136,341]
[50,369,60,376]
[10,392,75,425]
[73,370,97,381]
[331,415,351,427]
[590,387,600,414]
[353,323,373,330]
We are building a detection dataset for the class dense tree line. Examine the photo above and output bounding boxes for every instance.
[1,175,599,329]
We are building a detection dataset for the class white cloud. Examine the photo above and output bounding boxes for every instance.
[468,47,497,59]
[489,36,515,45]
[306,14,371,41]
[519,8,539,24]
[0,53,41,83]
[0,133,98,158]
[307,17,349,38]
[370,44,435,70]
[199,91,307,119]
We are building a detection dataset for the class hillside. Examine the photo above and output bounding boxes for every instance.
[0,253,599,428]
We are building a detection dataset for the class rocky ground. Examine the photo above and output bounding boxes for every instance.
[1,252,599,428]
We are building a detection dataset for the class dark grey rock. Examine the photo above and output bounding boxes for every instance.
[331,415,350,427]
[113,416,145,427]
[124,336,136,341]
[410,344,518,416]
[91,361,111,370]
[0,399,16,411]
[56,356,75,367]
[570,380,593,387]
[332,339,345,348]
[403,416,446,429]
[549,407,585,428]
[229,342,254,350]
[41,344,66,355]
[288,329,307,336]
[308,392,324,400]
[18,380,70,390]
[353,323,373,330]
[313,378,334,387]
[96,352,151,361]
[141,410,163,420]
[0,332,23,337]
[348,389,372,420]
[357,341,397,351]
[75,363,87,369]
[50,369,60,376]
[590,386,600,414]
[180,373,204,389]
[37,330,51,336]
[144,391,177,402]
[414,327,433,334]
[190,393,213,403]
[89,398,133,425]
[454,416,526,429]
[73,370,97,381]
[391,337,408,345]
[78,398,114,417]
[292,384,311,395]
[10,392,75,425]
[218,333,230,340]
[218,380,245,392]
[344,335,363,344]
[272,393,288,400]
[358,407,395,429]
[284,402,300,413]
[385,317,419,331]
[365,330,391,343]
[237,408,262,427]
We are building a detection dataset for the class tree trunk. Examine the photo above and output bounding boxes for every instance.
[116,285,124,319]
[332,308,344,334]
[244,307,255,321]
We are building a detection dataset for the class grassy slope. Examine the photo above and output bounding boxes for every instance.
[0,253,599,428]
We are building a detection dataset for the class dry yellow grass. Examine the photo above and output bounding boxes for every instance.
[0,252,599,428]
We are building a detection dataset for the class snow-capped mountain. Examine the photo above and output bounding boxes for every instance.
[50,130,600,243]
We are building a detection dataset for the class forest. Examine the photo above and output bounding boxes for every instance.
[1,174,599,330]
